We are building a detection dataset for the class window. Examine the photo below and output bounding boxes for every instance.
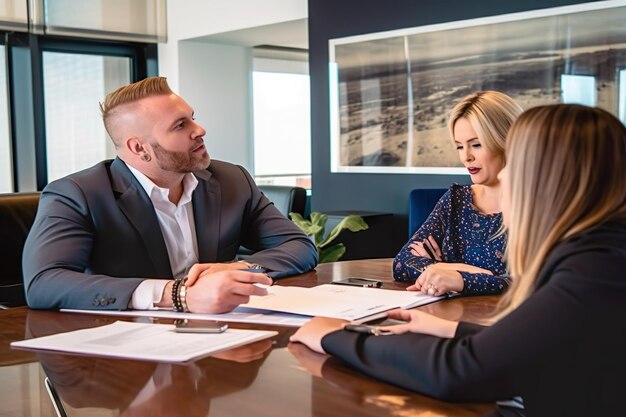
[618,69,626,124]
[0,45,12,192]
[561,74,596,107]
[0,0,160,191]
[252,58,311,189]
[43,52,131,182]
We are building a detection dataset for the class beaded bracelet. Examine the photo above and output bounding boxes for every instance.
[171,278,183,312]
[179,277,189,312]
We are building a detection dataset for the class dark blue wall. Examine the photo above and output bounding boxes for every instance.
[308,0,599,219]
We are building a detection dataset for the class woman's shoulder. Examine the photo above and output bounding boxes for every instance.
[539,221,626,283]
[555,222,626,257]
[447,183,473,206]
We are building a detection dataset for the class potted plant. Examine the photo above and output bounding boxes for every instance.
[289,212,368,263]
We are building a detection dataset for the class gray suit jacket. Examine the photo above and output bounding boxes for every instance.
[23,158,317,310]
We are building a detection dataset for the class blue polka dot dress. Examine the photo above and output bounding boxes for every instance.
[393,184,509,295]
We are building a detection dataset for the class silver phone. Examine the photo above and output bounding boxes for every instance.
[173,319,228,333]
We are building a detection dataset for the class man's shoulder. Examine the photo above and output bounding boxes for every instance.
[44,160,115,193]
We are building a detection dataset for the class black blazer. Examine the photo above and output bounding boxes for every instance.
[322,222,626,417]
[23,158,317,310]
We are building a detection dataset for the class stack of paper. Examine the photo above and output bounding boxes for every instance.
[11,321,277,362]
[242,284,443,321]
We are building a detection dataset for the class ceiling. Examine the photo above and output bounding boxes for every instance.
[190,18,308,50]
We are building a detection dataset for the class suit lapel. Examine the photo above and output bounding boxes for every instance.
[192,169,219,262]
[110,158,173,278]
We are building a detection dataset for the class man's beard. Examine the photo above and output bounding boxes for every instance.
[150,141,210,173]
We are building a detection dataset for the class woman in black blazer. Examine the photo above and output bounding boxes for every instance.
[290,104,626,417]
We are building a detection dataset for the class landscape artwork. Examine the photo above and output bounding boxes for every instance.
[329,1,626,173]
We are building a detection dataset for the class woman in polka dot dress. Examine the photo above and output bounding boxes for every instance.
[394,91,523,296]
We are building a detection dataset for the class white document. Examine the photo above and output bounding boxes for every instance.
[242,284,443,321]
[11,321,277,363]
[61,306,310,327]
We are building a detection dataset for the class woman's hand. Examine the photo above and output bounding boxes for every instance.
[407,264,464,295]
[409,235,443,261]
[434,262,493,275]
[289,317,348,354]
[380,309,459,338]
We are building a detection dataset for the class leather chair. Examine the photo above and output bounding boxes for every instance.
[0,192,40,308]
[258,185,307,218]
[408,188,447,238]
[238,185,307,256]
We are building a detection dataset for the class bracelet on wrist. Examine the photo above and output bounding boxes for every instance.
[171,278,183,312]
[179,277,189,313]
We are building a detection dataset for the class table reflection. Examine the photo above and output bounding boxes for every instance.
[25,309,277,417]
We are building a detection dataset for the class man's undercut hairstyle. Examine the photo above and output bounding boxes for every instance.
[99,76,173,146]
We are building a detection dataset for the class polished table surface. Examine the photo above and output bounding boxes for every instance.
[0,259,500,417]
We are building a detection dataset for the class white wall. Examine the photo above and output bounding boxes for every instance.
[158,0,307,170]
[178,41,252,168]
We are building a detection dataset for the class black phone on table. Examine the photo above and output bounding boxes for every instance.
[332,277,383,288]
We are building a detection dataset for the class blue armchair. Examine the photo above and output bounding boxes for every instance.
[408,188,447,238]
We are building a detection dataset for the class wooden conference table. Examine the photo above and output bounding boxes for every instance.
[0,259,500,417]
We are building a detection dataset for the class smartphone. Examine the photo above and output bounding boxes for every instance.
[173,319,228,333]
[332,277,383,288]
[343,324,393,336]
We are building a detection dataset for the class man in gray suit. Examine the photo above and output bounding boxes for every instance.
[23,77,317,313]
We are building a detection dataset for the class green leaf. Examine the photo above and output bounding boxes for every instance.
[289,212,319,237]
[309,212,328,243]
[318,215,368,248]
[290,211,368,263]
[319,243,346,263]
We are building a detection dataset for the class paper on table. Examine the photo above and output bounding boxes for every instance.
[11,321,277,363]
[60,306,310,327]
[242,284,443,321]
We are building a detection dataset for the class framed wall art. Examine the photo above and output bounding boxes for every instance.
[329,0,626,174]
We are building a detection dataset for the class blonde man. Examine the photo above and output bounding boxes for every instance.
[23,77,317,313]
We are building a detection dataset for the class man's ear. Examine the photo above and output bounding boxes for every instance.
[125,137,152,162]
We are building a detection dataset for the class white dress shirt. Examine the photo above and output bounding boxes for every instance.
[125,163,200,309]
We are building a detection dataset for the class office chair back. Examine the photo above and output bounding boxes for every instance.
[408,188,447,237]
[258,185,307,217]
[238,185,307,256]
[0,192,40,307]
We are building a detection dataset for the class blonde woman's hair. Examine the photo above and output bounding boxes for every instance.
[448,91,524,163]
[498,104,626,317]
[99,76,173,146]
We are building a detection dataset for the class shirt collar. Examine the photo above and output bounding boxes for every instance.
[125,162,199,207]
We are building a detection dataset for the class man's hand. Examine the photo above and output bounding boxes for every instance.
[185,270,272,314]
[185,261,251,286]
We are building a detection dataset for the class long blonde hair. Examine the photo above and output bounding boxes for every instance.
[448,91,524,163]
[498,104,626,316]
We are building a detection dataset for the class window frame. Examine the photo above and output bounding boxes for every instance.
[5,32,157,190]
